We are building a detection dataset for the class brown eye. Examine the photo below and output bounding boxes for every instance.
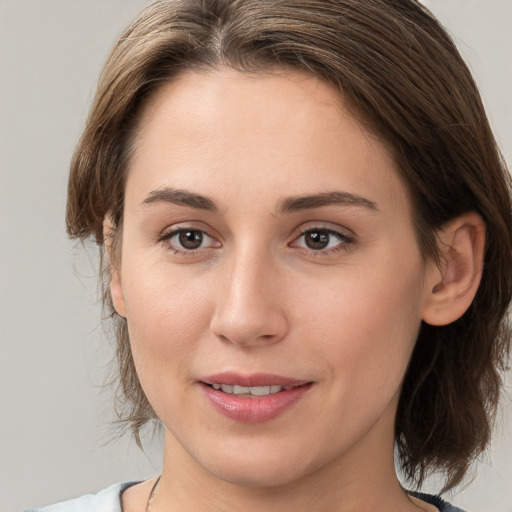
[304,230,331,250]
[161,227,221,254]
[290,227,352,254]
[178,230,204,249]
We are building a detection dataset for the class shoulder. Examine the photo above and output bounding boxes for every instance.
[409,491,468,512]
[21,481,139,512]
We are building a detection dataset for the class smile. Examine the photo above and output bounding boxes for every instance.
[208,383,297,396]
[200,374,313,422]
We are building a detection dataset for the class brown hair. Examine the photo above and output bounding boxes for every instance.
[67,0,512,492]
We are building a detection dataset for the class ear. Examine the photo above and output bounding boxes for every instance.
[422,212,486,326]
[103,216,126,318]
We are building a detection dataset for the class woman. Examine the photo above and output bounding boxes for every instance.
[26,0,512,511]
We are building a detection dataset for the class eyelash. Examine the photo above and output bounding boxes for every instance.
[291,226,354,256]
[158,227,220,257]
[157,225,354,257]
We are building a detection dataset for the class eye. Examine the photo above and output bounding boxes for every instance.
[159,227,220,253]
[291,228,352,253]
[176,229,206,250]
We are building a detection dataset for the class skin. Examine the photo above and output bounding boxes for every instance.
[113,68,484,512]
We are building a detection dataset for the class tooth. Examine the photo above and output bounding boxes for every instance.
[220,384,233,393]
[250,386,271,396]
[233,385,250,395]
[215,383,290,395]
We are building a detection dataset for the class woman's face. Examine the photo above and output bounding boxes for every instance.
[112,68,436,487]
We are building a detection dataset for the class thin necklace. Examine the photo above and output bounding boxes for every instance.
[146,475,161,512]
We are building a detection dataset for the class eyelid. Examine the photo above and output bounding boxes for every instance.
[292,221,354,239]
[155,221,355,257]
[289,222,355,254]
[157,223,222,255]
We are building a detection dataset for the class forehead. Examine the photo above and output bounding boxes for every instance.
[127,67,410,220]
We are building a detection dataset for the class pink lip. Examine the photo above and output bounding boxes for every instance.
[199,373,313,423]
[201,372,308,387]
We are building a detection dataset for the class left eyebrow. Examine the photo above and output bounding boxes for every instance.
[276,191,379,214]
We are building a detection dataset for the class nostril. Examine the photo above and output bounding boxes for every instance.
[210,295,289,346]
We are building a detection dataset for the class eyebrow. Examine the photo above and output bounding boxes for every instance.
[141,187,378,214]
[276,191,379,214]
[141,188,218,211]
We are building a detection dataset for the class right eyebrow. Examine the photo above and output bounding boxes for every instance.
[141,187,219,212]
[276,191,379,214]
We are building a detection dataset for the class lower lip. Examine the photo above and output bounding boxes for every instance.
[200,383,313,423]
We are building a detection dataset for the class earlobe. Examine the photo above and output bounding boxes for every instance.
[422,212,486,326]
[110,265,127,318]
[103,216,126,318]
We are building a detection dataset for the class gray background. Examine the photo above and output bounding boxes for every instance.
[0,1,511,511]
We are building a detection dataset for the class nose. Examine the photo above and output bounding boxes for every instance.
[209,248,289,347]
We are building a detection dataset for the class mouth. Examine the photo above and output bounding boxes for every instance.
[199,373,314,422]
[203,382,304,396]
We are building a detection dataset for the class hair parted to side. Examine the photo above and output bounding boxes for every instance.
[67,0,512,492]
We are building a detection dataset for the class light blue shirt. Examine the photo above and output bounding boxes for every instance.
[22,482,138,512]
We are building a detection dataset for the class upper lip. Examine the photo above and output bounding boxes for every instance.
[200,372,311,387]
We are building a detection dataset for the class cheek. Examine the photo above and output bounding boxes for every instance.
[120,260,214,385]
[291,265,425,450]
[298,259,424,388]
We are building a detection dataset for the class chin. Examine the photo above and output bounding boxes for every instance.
[196,444,321,489]
[210,463,306,489]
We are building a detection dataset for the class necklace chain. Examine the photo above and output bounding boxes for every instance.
[146,475,161,512]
